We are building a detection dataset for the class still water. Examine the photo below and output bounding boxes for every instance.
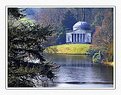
[44,54,113,88]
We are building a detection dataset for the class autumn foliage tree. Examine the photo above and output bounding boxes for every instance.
[92,9,113,62]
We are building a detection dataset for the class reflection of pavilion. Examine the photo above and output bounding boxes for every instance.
[66,21,92,43]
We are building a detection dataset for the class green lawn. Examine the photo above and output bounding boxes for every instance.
[44,44,91,55]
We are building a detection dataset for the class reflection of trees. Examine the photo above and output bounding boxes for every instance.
[46,54,113,84]
[46,54,92,67]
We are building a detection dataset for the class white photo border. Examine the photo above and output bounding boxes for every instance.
[5,5,116,90]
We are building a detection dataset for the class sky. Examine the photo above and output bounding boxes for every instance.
[24,8,40,19]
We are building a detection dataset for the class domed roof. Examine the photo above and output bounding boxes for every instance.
[73,21,91,31]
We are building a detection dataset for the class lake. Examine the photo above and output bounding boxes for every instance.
[44,54,113,88]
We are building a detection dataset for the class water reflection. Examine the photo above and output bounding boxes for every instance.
[44,54,113,88]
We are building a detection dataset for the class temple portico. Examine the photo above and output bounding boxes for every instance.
[66,21,92,43]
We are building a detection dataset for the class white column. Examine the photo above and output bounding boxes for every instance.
[85,34,87,42]
[72,34,73,42]
[80,34,81,43]
[76,34,77,43]
[83,34,84,43]
[79,34,80,42]
[75,34,76,43]
[77,34,78,43]
[83,34,85,43]
[78,34,79,42]
[80,34,82,43]
[73,34,75,43]
[77,34,79,42]
[78,34,80,43]
[74,34,76,42]
[84,34,85,43]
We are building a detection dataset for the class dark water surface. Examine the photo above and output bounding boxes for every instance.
[44,54,113,88]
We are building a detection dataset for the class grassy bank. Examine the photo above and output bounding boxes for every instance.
[44,44,91,55]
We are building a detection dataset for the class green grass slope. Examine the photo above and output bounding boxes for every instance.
[44,44,91,55]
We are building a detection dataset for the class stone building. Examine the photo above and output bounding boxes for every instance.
[66,21,92,43]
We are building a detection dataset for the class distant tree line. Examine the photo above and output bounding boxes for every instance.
[28,8,113,48]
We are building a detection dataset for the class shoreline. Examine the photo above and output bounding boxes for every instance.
[44,52,90,55]
[104,62,114,67]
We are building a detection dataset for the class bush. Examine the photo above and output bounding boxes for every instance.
[88,46,106,56]
[88,46,113,62]
[87,45,109,63]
